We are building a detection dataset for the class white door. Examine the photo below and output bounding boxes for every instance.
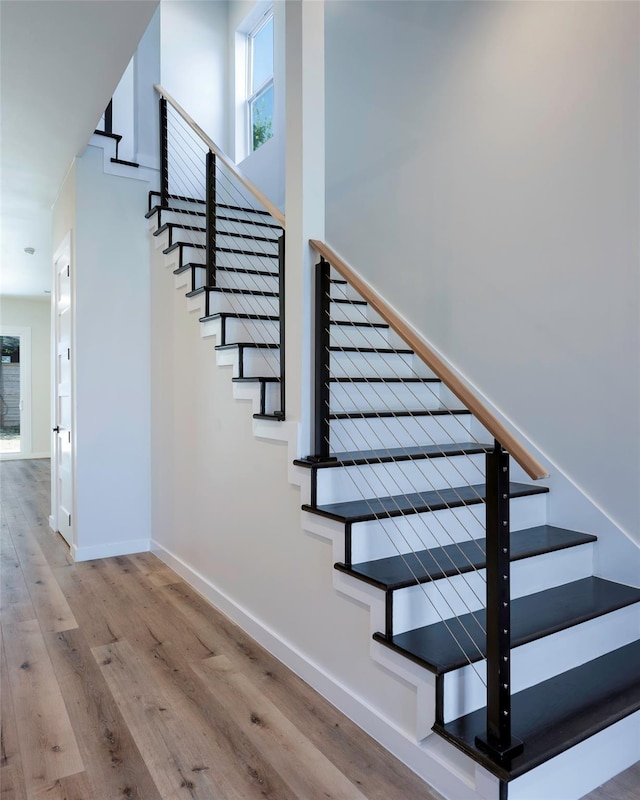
[52,246,73,545]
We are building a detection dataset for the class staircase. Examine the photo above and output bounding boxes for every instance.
[148,87,640,800]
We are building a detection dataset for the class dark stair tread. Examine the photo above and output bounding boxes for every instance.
[110,157,139,168]
[164,241,206,254]
[232,376,280,383]
[173,262,206,275]
[201,312,279,323]
[188,287,279,299]
[303,482,549,523]
[434,639,640,781]
[330,320,389,329]
[253,412,285,421]
[215,265,278,277]
[215,342,279,351]
[329,408,471,420]
[329,346,414,355]
[217,213,282,229]
[94,129,123,142]
[295,442,492,469]
[330,377,441,384]
[155,222,206,235]
[331,298,368,306]
[149,190,206,206]
[338,526,597,592]
[175,264,278,278]
[376,576,639,675]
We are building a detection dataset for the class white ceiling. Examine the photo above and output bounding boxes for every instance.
[0,0,159,298]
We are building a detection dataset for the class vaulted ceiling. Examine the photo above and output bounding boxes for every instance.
[0,0,158,297]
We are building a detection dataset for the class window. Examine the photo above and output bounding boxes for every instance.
[248,11,274,152]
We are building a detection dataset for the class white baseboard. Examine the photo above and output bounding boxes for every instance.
[150,538,487,800]
[73,538,150,562]
[0,451,50,461]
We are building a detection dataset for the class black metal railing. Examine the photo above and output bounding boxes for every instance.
[308,253,527,762]
[156,87,286,420]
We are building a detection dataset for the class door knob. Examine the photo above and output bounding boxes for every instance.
[52,426,60,433]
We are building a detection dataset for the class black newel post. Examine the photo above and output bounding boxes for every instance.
[159,97,169,207]
[307,257,336,462]
[206,151,217,287]
[475,440,523,761]
[104,99,113,134]
[276,232,286,420]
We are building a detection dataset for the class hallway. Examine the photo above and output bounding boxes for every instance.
[1,459,638,799]
[1,459,441,799]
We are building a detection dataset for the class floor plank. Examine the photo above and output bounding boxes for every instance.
[93,639,256,800]
[192,654,368,799]
[2,618,84,796]
[0,633,27,800]
[3,458,636,800]
[43,627,162,800]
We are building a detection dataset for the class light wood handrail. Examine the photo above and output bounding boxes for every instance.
[154,84,286,228]
[310,239,548,480]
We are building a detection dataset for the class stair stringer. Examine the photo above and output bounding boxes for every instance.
[149,227,502,800]
[152,224,640,800]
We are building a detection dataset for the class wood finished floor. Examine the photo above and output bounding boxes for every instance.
[0,459,638,800]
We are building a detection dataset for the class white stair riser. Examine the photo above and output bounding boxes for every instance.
[330,350,436,379]
[174,245,205,265]
[217,233,279,256]
[233,347,279,378]
[350,494,547,563]
[330,301,379,324]
[443,600,640,722]
[218,251,279,272]
[171,228,206,246]
[165,198,206,213]
[218,218,281,240]
[174,267,206,292]
[216,206,276,225]
[329,413,473,451]
[330,324,393,349]
[264,381,282,414]
[392,544,593,634]
[152,209,205,228]
[216,270,279,294]
[330,380,443,413]
[205,292,279,317]
[331,282,368,302]
[508,710,640,800]
[314,454,486,505]
[222,317,279,345]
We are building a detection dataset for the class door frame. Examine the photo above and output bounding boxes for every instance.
[50,232,75,548]
[0,325,32,460]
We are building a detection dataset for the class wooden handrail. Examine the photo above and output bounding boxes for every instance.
[310,239,548,481]
[154,84,286,228]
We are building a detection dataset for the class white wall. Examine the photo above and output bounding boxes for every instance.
[0,296,51,457]
[325,0,640,543]
[52,146,151,560]
[160,0,229,150]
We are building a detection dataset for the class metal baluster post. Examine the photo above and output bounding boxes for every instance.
[276,231,286,420]
[307,258,336,462]
[475,440,523,761]
[206,151,217,287]
[104,99,113,134]
[159,97,169,207]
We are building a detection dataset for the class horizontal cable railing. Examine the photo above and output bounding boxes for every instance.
[308,240,541,760]
[310,240,547,482]
[155,85,286,419]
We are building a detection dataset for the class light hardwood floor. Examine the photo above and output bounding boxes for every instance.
[1,459,638,800]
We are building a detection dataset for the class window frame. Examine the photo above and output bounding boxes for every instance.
[246,9,274,153]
